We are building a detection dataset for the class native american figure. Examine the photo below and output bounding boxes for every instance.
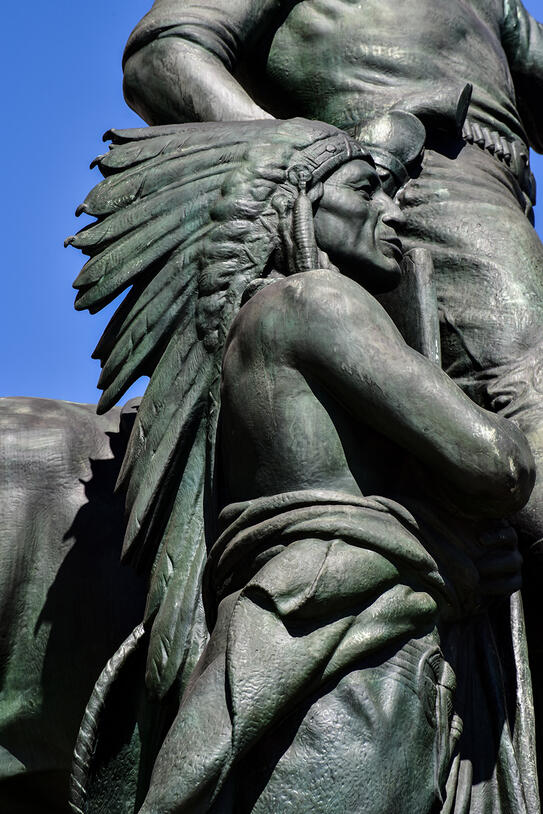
[65,118,538,813]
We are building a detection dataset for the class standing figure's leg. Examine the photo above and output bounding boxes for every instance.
[399,142,543,776]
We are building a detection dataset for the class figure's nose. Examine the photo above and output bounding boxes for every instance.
[374,189,406,228]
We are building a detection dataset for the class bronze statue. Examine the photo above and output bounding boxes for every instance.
[123,0,543,773]
[1,2,543,811]
[122,0,543,537]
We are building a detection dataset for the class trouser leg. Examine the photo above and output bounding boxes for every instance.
[399,142,543,543]
[399,141,543,778]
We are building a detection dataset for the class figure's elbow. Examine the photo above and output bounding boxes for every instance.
[123,40,194,126]
[480,425,536,516]
[123,48,160,125]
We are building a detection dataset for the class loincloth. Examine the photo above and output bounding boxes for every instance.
[198,492,466,809]
[203,489,474,628]
[202,491,538,812]
[143,491,538,813]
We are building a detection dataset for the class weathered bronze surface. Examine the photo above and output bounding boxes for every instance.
[3,1,543,812]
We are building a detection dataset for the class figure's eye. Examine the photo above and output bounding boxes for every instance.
[347,174,379,199]
[349,182,372,200]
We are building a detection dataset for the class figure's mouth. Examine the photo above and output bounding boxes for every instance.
[378,234,403,261]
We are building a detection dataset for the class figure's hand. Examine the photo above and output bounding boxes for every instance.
[476,525,522,600]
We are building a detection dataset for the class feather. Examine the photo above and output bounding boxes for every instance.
[103,120,285,147]
[75,219,210,313]
[68,176,220,254]
[95,133,247,176]
[91,279,147,361]
[95,253,198,412]
[120,341,213,563]
[67,120,318,698]
[144,421,208,697]
[147,531,208,698]
[145,437,205,620]
[79,157,236,219]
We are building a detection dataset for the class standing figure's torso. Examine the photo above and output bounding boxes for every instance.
[244,0,523,141]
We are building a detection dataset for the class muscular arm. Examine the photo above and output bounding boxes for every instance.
[280,270,535,517]
[123,0,278,124]
[502,0,543,151]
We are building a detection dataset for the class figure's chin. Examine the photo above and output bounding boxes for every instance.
[363,259,402,294]
[326,248,402,293]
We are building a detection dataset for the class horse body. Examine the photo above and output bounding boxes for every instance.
[0,397,145,812]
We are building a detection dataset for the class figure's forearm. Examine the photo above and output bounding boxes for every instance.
[368,361,536,519]
[124,39,273,125]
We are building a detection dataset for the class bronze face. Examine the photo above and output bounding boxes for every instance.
[313,159,405,293]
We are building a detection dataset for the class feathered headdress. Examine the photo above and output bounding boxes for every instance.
[67,118,367,700]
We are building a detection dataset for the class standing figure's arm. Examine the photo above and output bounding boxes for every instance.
[123,0,279,124]
[502,0,543,151]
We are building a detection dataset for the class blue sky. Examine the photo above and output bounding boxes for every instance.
[2,0,543,404]
[1,1,150,403]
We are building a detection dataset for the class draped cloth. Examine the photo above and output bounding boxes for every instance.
[141,490,539,813]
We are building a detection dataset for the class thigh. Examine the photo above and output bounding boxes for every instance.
[399,143,543,381]
[246,638,454,814]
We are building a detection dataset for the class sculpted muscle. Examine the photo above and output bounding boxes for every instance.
[123,0,543,147]
[226,271,534,516]
[7,1,543,810]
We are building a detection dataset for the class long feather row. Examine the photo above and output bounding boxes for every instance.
[103,120,289,150]
[92,133,208,173]
[68,121,297,700]
[121,344,213,562]
[75,221,207,313]
[145,428,206,619]
[73,202,197,290]
[144,422,209,697]
[145,440,205,621]
[67,174,222,255]
[97,291,192,395]
[118,325,207,491]
[95,134,249,177]
[96,253,199,411]
[80,154,241,218]
[96,294,193,412]
[126,350,210,513]
[97,299,195,415]
[147,525,208,698]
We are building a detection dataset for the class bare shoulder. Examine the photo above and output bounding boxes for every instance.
[227,270,400,360]
[230,270,379,338]
[273,269,375,309]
